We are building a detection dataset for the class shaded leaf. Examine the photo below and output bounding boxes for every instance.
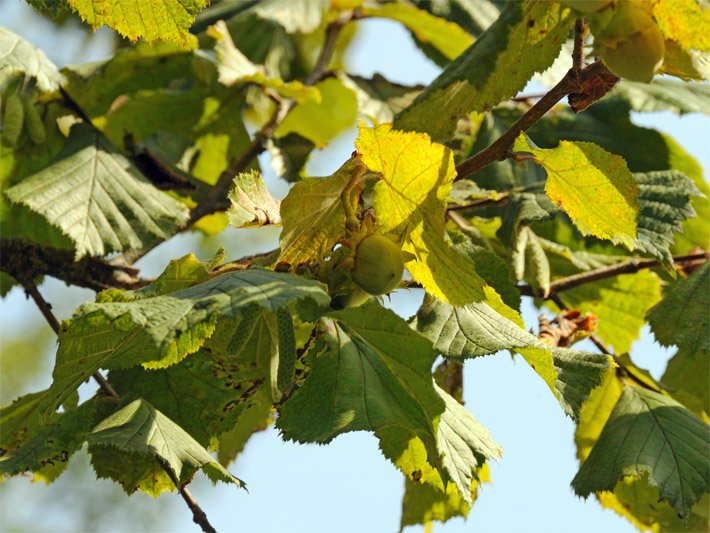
[254,0,325,34]
[209,20,317,102]
[42,268,329,419]
[572,384,710,517]
[662,344,710,418]
[66,0,207,48]
[394,1,573,141]
[4,124,190,259]
[0,28,62,91]
[89,445,174,496]
[217,388,274,467]
[634,170,702,265]
[515,136,639,249]
[341,73,424,124]
[87,398,244,488]
[612,79,710,115]
[227,170,282,228]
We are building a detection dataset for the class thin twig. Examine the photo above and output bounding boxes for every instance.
[518,252,709,298]
[454,61,609,182]
[572,19,586,72]
[23,281,216,531]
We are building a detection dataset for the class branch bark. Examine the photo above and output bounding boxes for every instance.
[454,61,610,182]
[1,238,147,291]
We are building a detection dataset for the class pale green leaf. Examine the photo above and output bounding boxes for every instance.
[634,171,702,265]
[209,20,318,103]
[394,1,574,141]
[87,398,245,488]
[42,269,329,419]
[613,79,710,115]
[217,388,273,467]
[516,136,639,249]
[137,252,219,297]
[362,3,474,61]
[278,155,363,265]
[254,0,325,34]
[276,77,358,147]
[559,270,662,354]
[0,28,62,92]
[340,73,423,124]
[355,122,487,305]
[66,0,207,48]
[572,385,710,516]
[89,444,174,496]
[227,170,282,228]
[4,124,190,259]
[412,294,609,419]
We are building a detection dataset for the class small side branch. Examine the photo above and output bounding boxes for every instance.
[518,252,709,298]
[454,61,609,182]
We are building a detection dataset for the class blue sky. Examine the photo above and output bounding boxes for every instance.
[1,3,707,532]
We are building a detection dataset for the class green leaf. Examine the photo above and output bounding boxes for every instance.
[86,398,245,488]
[0,28,62,92]
[4,124,190,259]
[42,268,329,419]
[515,136,639,249]
[137,252,219,297]
[612,79,710,115]
[559,270,662,354]
[217,387,273,467]
[276,77,358,147]
[400,478,473,531]
[0,397,110,479]
[662,345,710,418]
[0,391,52,458]
[648,261,709,356]
[227,170,282,228]
[394,1,574,141]
[362,3,474,61]
[341,73,424,124]
[66,0,207,48]
[572,384,710,517]
[278,155,363,265]
[634,171,702,265]
[267,133,315,182]
[106,351,266,448]
[277,306,439,444]
[88,444,174,497]
[412,294,609,419]
[355,122,487,305]
[253,0,325,34]
[278,304,501,501]
[209,20,318,103]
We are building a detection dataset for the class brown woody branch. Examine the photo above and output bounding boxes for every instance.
[455,61,610,182]
[22,280,215,532]
[1,238,147,291]
[518,252,709,298]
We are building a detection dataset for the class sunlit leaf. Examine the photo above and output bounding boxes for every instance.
[86,398,245,488]
[653,0,710,52]
[515,136,639,249]
[227,170,282,228]
[4,124,190,259]
[0,28,62,92]
[66,0,207,48]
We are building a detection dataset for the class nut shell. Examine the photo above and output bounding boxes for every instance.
[352,234,404,295]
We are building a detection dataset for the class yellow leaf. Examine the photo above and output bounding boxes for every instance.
[361,3,474,61]
[516,136,639,249]
[67,0,207,49]
[356,122,487,305]
[653,0,710,52]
